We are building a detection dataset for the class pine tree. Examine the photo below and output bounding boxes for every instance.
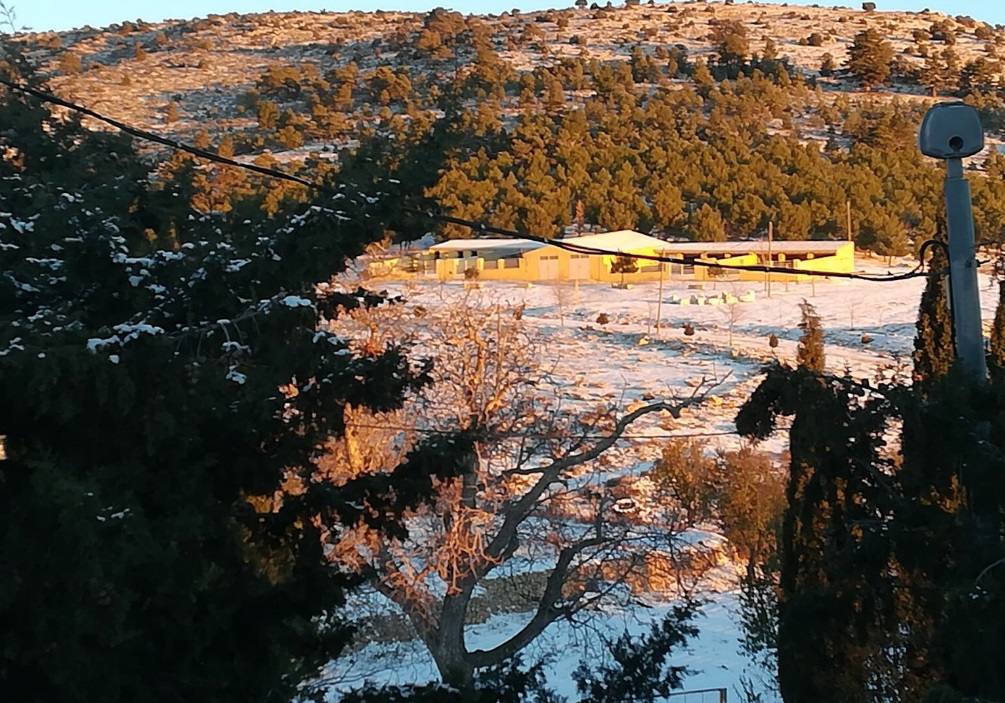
[0,57,465,703]
[989,279,1005,374]
[687,203,726,242]
[846,29,894,89]
[58,50,83,74]
[163,101,180,123]
[820,53,836,76]
[257,99,279,130]
[691,60,715,96]
[939,47,961,93]
[959,57,1001,96]
[610,253,639,285]
[709,19,749,77]
[919,51,948,96]
[574,198,586,233]
[796,300,825,372]
[912,245,954,384]
[218,134,236,158]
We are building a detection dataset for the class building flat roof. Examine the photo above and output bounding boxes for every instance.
[428,233,851,256]
[659,240,850,255]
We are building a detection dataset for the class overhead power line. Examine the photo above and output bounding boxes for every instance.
[1,78,932,283]
[346,423,770,440]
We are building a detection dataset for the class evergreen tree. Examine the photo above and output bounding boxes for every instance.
[687,203,726,242]
[919,51,948,96]
[58,50,82,74]
[796,300,825,372]
[257,99,279,130]
[912,244,954,384]
[164,100,180,123]
[894,373,1005,702]
[738,281,1005,703]
[989,279,1005,374]
[736,366,897,703]
[0,57,465,702]
[819,53,836,76]
[691,60,715,96]
[610,253,639,285]
[709,19,749,77]
[846,29,894,89]
[959,57,999,96]
[939,47,961,94]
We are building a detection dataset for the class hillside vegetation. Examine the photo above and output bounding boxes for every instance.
[12,2,1005,254]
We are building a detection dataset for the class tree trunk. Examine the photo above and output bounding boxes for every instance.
[429,596,475,688]
[430,641,474,689]
[461,443,479,509]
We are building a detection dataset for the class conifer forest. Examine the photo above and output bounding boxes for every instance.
[2,1,1005,701]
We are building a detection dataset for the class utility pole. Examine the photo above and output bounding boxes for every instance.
[919,102,987,380]
[656,255,665,340]
[845,199,852,243]
[766,220,773,298]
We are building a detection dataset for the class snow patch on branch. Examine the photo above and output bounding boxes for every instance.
[281,295,314,308]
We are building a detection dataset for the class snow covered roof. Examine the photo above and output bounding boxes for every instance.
[428,238,545,252]
[558,230,671,252]
[429,231,668,254]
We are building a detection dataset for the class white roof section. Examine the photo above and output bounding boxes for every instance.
[428,238,544,253]
[558,230,671,252]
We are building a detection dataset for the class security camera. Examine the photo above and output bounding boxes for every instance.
[919,102,985,159]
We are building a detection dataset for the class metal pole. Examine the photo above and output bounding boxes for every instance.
[944,157,987,379]
[919,101,987,381]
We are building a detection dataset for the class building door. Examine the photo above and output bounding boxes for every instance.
[538,255,560,280]
[569,254,591,280]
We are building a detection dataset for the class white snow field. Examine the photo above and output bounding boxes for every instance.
[327,259,996,701]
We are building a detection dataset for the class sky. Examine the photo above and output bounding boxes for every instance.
[9,0,1005,34]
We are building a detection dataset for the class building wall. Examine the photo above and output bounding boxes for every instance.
[588,249,672,283]
[692,243,855,282]
[693,253,759,282]
[373,241,855,284]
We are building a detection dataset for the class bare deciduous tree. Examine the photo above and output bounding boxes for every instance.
[317,294,720,687]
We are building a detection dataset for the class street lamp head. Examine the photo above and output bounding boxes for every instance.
[919,102,985,159]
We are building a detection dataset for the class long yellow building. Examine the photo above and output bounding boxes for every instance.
[369,230,855,283]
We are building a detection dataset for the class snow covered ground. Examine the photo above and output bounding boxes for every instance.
[329,589,761,701]
[328,260,996,700]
